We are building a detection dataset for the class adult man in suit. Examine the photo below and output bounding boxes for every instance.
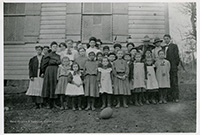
[163,34,180,103]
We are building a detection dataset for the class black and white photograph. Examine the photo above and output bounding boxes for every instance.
[2,1,197,133]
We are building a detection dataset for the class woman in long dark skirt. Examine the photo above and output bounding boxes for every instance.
[41,41,61,108]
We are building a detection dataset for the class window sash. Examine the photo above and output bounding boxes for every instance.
[83,3,112,14]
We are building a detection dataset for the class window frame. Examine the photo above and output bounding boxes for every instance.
[4,3,26,45]
[81,3,113,44]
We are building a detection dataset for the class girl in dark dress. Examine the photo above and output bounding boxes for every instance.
[41,41,61,109]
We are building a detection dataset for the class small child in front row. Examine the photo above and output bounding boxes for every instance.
[145,55,159,104]
[96,52,103,65]
[84,51,99,110]
[55,57,72,110]
[123,53,134,104]
[97,57,113,109]
[108,52,117,66]
[133,52,147,106]
[155,50,171,104]
[113,50,130,108]
[65,62,84,110]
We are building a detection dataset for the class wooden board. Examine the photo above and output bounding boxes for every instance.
[128,20,165,24]
[41,20,66,25]
[129,15,165,20]
[41,11,66,16]
[129,29,165,34]
[41,16,66,20]
[129,24,165,29]
[40,25,65,29]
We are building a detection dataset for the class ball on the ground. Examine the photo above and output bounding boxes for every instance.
[100,107,113,119]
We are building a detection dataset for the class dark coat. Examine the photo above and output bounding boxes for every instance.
[137,44,155,60]
[164,43,180,71]
[29,55,44,78]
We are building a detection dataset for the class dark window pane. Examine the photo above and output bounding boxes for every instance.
[16,3,25,14]
[82,15,112,43]
[4,3,25,14]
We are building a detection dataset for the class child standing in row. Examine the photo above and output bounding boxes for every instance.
[155,50,171,104]
[84,52,99,110]
[75,48,88,72]
[145,56,159,104]
[65,62,84,110]
[26,45,44,109]
[113,50,130,108]
[97,57,113,109]
[55,57,72,110]
[123,53,134,104]
[133,52,147,106]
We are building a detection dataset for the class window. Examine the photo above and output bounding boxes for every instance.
[82,3,112,43]
[4,3,25,43]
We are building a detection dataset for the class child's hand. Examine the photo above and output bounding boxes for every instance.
[30,77,34,81]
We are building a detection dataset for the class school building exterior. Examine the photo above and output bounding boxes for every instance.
[4,3,169,80]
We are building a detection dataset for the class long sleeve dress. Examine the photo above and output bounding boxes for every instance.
[41,52,61,98]
[55,65,72,95]
[113,59,130,95]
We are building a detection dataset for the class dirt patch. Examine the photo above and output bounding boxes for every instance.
[4,71,196,133]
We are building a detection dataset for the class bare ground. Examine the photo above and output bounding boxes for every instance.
[4,70,196,133]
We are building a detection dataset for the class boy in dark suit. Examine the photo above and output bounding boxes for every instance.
[163,34,180,103]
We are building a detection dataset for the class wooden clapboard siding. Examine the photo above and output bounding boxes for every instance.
[4,44,35,80]
[128,3,168,46]
[39,3,66,45]
[4,3,169,80]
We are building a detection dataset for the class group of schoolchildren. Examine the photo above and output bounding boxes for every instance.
[26,35,173,111]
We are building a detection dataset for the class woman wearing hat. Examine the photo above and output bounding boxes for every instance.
[137,35,155,61]
[152,37,164,61]
[86,37,101,57]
